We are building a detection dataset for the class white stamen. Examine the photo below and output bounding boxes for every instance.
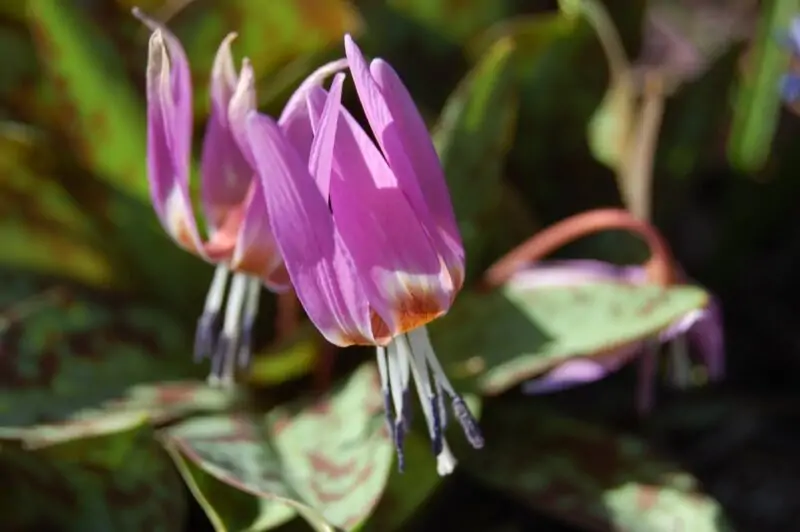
[386,340,409,423]
[407,327,449,426]
[399,334,454,474]
[204,265,231,314]
[436,442,457,476]
[237,277,262,368]
[208,273,248,387]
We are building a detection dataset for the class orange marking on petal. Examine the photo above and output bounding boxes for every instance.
[393,287,446,335]
[173,214,200,254]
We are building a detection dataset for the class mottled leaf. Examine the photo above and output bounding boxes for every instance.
[363,393,483,531]
[464,399,731,531]
[0,268,203,433]
[727,0,793,173]
[163,363,392,531]
[432,282,709,394]
[433,36,536,281]
[0,416,187,532]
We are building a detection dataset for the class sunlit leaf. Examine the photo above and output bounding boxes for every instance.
[0,269,203,434]
[433,282,709,394]
[464,399,731,531]
[587,77,636,171]
[727,0,794,173]
[0,417,187,531]
[163,363,392,531]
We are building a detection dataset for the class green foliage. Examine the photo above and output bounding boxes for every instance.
[3,0,790,530]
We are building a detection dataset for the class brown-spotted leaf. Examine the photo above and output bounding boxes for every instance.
[0,416,186,532]
[0,268,204,434]
[463,398,731,531]
[431,282,708,395]
[163,363,392,531]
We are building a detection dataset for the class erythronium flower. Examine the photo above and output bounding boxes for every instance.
[508,259,724,414]
[244,35,483,475]
[133,8,345,385]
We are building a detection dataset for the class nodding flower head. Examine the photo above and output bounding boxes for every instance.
[133,8,345,385]
[243,34,481,475]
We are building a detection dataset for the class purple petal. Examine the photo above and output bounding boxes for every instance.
[278,59,348,162]
[523,345,640,394]
[687,298,725,381]
[133,8,206,256]
[230,184,289,291]
[246,102,372,346]
[306,79,452,339]
[369,58,464,277]
[343,35,465,292]
[507,259,649,290]
[200,33,252,230]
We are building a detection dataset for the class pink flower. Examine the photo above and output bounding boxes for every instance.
[134,8,344,384]
[244,35,482,475]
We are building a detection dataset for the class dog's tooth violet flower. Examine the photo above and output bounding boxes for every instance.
[244,35,483,475]
[133,8,343,385]
[509,259,724,413]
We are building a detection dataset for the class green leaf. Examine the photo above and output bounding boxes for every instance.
[727,0,795,173]
[388,0,513,44]
[0,126,120,286]
[0,268,203,433]
[163,363,393,531]
[464,399,731,531]
[587,77,636,171]
[26,0,212,313]
[26,0,149,202]
[433,36,537,280]
[0,417,187,532]
[171,0,362,117]
[431,282,709,394]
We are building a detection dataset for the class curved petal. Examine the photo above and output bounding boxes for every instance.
[344,35,464,290]
[278,58,348,161]
[687,299,724,381]
[523,344,640,394]
[246,104,372,346]
[200,33,252,230]
[307,81,452,339]
[133,9,206,257]
[230,183,289,291]
[507,260,648,290]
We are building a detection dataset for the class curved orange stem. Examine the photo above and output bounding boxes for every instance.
[483,208,675,288]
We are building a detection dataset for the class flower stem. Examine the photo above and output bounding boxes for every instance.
[483,208,676,288]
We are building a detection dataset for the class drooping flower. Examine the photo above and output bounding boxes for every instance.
[243,35,483,475]
[133,8,344,384]
[507,259,724,413]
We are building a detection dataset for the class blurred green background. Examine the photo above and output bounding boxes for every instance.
[3,0,800,530]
